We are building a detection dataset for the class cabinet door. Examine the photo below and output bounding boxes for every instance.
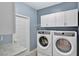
[0,3,15,34]
[41,15,48,27]
[64,9,78,27]
[47,14,56,27]
[41,13,56,27]
[55,12,64,27]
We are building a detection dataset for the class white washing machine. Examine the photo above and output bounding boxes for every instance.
[53,31,77,56]
[37,30,53,56]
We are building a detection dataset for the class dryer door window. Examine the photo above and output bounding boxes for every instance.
[56,38,72,53]
[39,36,48,47]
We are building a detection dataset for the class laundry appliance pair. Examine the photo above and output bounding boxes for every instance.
[37,30,77,56]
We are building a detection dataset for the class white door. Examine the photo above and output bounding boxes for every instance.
[64,9,78,27]
[55,12,64,27]
[13,15,30,49]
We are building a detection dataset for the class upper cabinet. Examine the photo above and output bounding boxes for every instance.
[41,9,78,27]
[0,3,15,34]
[64,9,78,27]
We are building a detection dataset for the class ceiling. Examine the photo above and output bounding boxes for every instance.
[24,2,62,10]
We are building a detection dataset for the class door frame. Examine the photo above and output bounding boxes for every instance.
[13,13,30,51]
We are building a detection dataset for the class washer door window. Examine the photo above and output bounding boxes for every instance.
[39,36,48,47]
[56,38,72,53]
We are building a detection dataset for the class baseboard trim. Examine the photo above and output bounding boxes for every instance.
[27,48,37,56]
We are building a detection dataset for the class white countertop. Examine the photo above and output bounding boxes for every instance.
[0,43,27,56]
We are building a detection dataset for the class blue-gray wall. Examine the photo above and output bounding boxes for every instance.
[15,2,37,50]
[37,2,78,31]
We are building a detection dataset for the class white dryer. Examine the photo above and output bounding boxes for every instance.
[53,31,77,56]
[37,30,53,56]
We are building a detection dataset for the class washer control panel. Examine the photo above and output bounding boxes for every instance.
[38,31,50,34]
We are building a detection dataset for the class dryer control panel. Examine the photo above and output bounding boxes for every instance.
[54,32,75,37]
